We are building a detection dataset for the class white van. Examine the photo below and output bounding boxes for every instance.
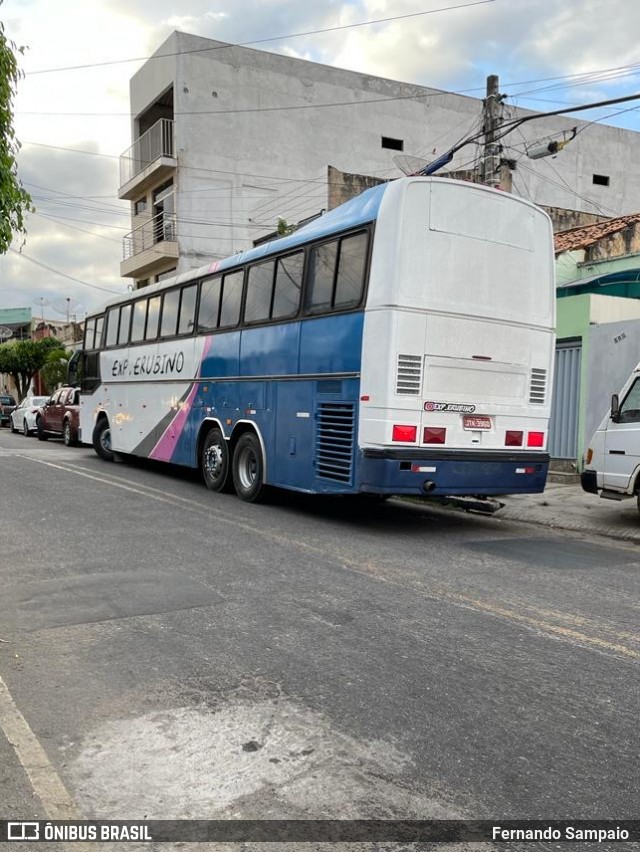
[582,361,640,511]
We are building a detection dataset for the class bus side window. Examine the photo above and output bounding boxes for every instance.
[161,289,180,338]
[146,296,161,340]
[178,284,198,335]
[306,240,338,314]
[245,261,275,324]
[105,307,119,348]
[220,271,243,327]
[95,316,104,349]
[131,299,147,343]
[334,232,368,309]
[84,318,95,350]
[273,252,303,319]
[199,276,222,331]
[118,303,132,345]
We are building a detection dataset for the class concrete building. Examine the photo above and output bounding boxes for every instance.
[118,30,640,287]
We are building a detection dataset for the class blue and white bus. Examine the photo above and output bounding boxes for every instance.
[77,177,555,503]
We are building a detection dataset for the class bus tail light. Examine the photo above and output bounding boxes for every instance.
[505,430,523,446]
[423,427,446,444]
[392,424,417,443]
[527,431,545,447]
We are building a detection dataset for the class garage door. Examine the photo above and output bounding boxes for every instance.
[548,340,582,459]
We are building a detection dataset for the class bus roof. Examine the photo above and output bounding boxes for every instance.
[93,177,548,314]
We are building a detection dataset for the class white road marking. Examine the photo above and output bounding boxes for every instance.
[0,673,80,819]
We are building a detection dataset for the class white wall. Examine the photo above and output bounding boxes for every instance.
[130,31,640,270]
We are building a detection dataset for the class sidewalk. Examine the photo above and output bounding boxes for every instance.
[496,482,640,543]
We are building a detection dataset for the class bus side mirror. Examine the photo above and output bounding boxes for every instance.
[67,350,82,386]
[611,393,621,423]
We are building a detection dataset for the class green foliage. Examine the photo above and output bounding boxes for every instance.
[0,3,33,254]
[39,346,72,394]
[276,217,296,236]
[0,337,66,399]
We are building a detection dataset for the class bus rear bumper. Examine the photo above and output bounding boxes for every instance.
[358,449,549,496]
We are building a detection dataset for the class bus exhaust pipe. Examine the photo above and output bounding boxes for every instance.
[422,479,436,493]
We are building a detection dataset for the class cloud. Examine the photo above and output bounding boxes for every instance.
[4,0,640,318]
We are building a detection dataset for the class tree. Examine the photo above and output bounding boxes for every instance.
[39,346,72,394]
[0,2,33,253]
[0,337,66,400]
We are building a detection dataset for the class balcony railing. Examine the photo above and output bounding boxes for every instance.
[123,212,177,261]
[119,118,175,187]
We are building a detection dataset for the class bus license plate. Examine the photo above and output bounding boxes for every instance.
[463,415,492,430]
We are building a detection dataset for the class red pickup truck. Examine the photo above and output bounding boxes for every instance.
[36,386,80,446]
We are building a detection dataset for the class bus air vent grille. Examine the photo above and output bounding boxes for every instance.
[529,368,547,404]
[396,354,422,395]
[316,402,356,484]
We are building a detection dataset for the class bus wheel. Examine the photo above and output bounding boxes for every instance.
[232,432,267,503]
[93,419,114,462]
[201,427,232,492]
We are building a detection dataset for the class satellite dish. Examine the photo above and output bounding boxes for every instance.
[393,154,430,176]
[0,327,13,342]
[51,297,83,322]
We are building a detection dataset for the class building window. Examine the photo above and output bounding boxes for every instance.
[382,136,404,151]
[155,267,177,283]
[592,174,610,187]
[134,197,147,215]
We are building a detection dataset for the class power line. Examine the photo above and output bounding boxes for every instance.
[8,248,124,294]
[25,1,496,75]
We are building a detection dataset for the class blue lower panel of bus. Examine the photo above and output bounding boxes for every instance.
[358,451,549,496]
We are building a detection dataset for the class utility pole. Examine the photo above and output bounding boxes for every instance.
[480,74,503,187]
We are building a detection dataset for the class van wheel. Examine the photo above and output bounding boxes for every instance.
[93,419,114,461]
[232,432,267,503]
[201,427,232,492]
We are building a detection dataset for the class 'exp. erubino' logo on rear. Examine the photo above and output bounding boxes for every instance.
[424,401,476,413]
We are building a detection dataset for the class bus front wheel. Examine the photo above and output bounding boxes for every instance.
[93,419,114,462]
[232,432,267,503]
[201,427,232,492]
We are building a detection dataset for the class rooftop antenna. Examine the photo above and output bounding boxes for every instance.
[51,297,83,323]
[393,154,431,176]
[33,296,51,322]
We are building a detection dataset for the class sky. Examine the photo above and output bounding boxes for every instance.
[3,0,640,319]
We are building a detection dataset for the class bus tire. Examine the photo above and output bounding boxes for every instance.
[93,418,114,462]
[232,432,267,503]
[201,427,232,492]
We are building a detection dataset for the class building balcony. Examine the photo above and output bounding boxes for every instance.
[118,118,176,201]
[120,212,179,278]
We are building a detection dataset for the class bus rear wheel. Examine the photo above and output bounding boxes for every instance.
[201,427,232,492]
[232,432,267,503]
[93,419,114,462]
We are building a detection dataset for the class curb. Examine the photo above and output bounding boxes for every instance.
[495,505,640,544]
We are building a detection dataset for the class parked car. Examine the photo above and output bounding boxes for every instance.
[0,394,17,427]
[10,395,50,436]
[36,387,80,445]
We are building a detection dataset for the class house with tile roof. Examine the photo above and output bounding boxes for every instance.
[550,215,640,470]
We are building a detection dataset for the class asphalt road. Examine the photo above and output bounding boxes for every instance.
[0,427,638,841]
